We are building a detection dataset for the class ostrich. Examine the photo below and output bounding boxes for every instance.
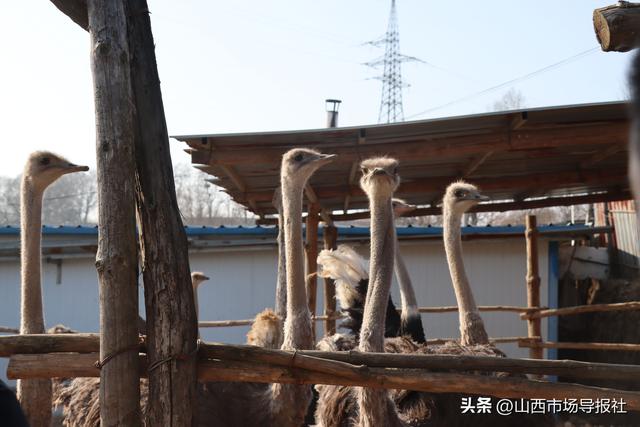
[272,187,287,322]
[442,181,490,346]
[198,148,336,426]
[391,198,426,343]
[17,151,88,426]
[315,199,424,344]
[630,51,640,220]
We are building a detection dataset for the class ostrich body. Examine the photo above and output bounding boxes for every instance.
[18,151,88,427]
[442,182,490,346]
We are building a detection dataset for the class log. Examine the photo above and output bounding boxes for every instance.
[305,204,320,341]
[198,320,254,328]
[594,2,640,52]
[525,216,543,361]
[87,0,141,424]
[200,342,640,382]
[0,327,19,334]
[9,353,640,410]
[323,225,338,336]
[520,341,640,351]
[521,301,640,320]
[0,334,100,357]
[419,305,544,314]
[49,0,88,30]
[124,1,199,424]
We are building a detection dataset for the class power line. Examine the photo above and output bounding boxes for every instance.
[405,47,599,120]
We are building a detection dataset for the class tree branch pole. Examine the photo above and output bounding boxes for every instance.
[322,225,338,336]
[525,215,543,361]
[8,353,640,411]
[594,2,640,52]
[521,301,640,320]
[86,0,141,424]
[124,1,198,425]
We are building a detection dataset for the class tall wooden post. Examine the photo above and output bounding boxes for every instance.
[525,215,543,361]
[323,225,338,336]
[87,0,140,424]
[305,204,320,341]
[46,3,198,423]
[125,1,198,425]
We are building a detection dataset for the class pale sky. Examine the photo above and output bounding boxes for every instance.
[0,1,633,176]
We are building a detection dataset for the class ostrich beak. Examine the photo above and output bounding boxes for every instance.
[315,153,336,166]
[65,163,90,173]
[202,275,210,281]
[476,193,490,201]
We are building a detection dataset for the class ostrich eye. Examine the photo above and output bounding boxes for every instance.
[454,189,466,198]
[39,157,50,166]
[294,153,304,162]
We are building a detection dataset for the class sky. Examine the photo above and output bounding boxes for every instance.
[0,1,633,176]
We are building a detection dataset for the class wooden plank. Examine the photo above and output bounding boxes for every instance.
[9,352,640,410]
[233,168,628,204]
[86,0,141,424]
[521,341,640,351]
[521,301,640,320]
[125,1,198,424]
[594,2,640,52]
[322,226,338,336]
[580,143,626,168]
[0,334,101,357]
[461,151,493,178]
[525,216,543,362]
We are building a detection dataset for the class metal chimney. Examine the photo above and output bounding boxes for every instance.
[325,99,342,128]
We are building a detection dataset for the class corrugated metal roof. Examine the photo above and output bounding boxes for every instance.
[174,101,631,219]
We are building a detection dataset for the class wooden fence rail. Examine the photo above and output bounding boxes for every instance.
[521,301,640,320]
[520,341,640,352]
[7,351,640,411]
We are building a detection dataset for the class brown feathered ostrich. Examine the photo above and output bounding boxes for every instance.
[18,151,88,427]
[442,181,491,346]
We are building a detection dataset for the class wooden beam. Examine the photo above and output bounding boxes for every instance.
[511,111,528,130]
[305,204,320,342]
[125,2,199,424]
[49,0,88,30]
[305,184,332,224]
[343,129,366,213]
[86,0,141,424]
[521,301,640,320]
[580,143,626,168]
[594,2,640,52]
[525,216,543,362]
[233,168,628,205]
[0,334,100,357]
[325,190,632,222]
[521,341,640,352]
[322,226,338,336]
[9,352,640,410]
[461,151,493,178]
[190,123,627,166]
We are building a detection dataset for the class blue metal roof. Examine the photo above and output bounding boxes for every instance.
[0,224,604,237]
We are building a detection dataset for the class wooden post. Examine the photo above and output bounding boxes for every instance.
[525,215,543,362]
[305,204,320,341]
[322,225,338,336]
[124,1,198,425]
[86,0,141,424]
[593,2,640,52]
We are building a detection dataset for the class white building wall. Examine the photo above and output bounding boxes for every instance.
[0,237,549,384]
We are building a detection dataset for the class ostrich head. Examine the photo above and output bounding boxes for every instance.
[391,198,415,217]
[280,148,335,186]
[191,271,210,289]
[443,181,489,215]
[23,151,89,190]
[359,157,400,199]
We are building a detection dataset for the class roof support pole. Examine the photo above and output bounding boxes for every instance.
[525,215,544,366]
[305,204,320,342]
[322,225,338,337]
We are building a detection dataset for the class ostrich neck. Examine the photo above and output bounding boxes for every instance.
[20,181,45,334]
[359,193,395,353]
[274,207,287,320]
[270,178,312,426]
[394,240,418,318]
[443,208,489,346]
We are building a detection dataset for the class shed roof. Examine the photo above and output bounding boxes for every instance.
[174,101,631,221]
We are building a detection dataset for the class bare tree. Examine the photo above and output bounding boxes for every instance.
[490,88,526,112]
